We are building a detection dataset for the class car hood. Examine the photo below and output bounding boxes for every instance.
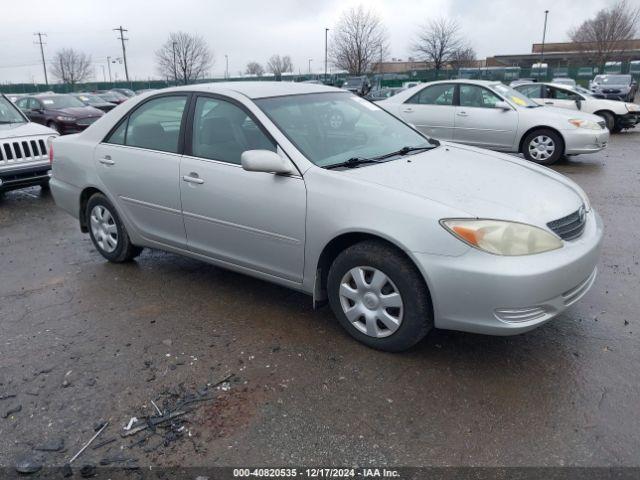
[51,106,103,118]
[341,143,584,225]
[526,105,604,123]
[0,121,57,140]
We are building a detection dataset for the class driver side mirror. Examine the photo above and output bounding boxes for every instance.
[241,150,293,175]
[495,101,511,111]
[575,98,582,110]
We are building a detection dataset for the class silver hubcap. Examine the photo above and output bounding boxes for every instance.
[528,135,555,161]
[90,205,118,253]
[338,266,404,338]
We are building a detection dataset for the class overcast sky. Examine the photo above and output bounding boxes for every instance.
[0,0,633,84]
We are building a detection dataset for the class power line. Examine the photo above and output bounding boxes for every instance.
[113,26,130,83]
[33,32,48,86]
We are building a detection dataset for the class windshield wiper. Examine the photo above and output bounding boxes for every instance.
[325,157,384,169]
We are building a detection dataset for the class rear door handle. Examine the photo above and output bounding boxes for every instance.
[182,173,204,185]
[402,108,413,113]
[456,111,468,117]
[99,155,115,166]
[544,101,554,105]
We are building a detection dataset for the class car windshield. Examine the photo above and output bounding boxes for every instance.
[491,83,540,108]
[255,92,434,168]
[39,95,85,108]
[76,94,103,105]
[0,96,27,123]
[601,75,631,85]
[343,78,364,87]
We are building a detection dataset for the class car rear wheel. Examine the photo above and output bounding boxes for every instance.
[86,193,142,263]
[327,240,433,352]
[522,129,563,165]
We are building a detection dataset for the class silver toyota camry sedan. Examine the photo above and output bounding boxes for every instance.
[50,82,603,352]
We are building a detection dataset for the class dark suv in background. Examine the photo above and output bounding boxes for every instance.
[341,76,372,96]
[16,94,104,135]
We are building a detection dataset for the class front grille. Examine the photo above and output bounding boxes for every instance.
[77,117,99,126]
[547,207,587,241]
[0,137,48,166]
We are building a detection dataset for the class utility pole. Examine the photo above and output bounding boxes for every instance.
[540,10,549,66]
[34,32,48,86]
[324,28,329,84]
[106,56,113,83]
[113,26,130,83]
[225,54,229,79]
[308,59,312,74]
[100,65,106,82]
[172,41,178,85]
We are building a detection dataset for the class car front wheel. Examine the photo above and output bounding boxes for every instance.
[522,129,563,165]
[86,193,142,263]
[327,240,433,352]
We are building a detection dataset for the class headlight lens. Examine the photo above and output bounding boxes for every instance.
[625,103,639,112]
[56,115,75,122]
[441,219,563,256]
[568,119,602,130]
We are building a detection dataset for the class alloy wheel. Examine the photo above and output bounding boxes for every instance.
[338,266,404,338]
[528,135,556,162]
[90,205,118,253]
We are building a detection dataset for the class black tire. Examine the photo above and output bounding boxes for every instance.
[595,111,615,131]
[327,240,433,352]
[86,193,142,263]
[46,121,61,134]
[40,180,50,191]
[521,128,564,165]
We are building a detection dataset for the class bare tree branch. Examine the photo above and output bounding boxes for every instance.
[568,0,640,65]
[449,46,477,70]
[155,32,213,84]
[50,48,92,86]
[329,6,389,75]
[412,17,464,72]
[266,55,293,79]
[245,61,265,76]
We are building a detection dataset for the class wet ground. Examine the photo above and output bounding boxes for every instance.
[1,131,639,470]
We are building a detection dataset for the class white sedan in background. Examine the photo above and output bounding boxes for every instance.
[513,82,640,133]
[378,80,609,165]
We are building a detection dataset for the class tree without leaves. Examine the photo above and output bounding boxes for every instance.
[156,32,213,85]
[330,6,389,75]
[412,17,464,72]
[569,0,639,65]
[449,46,477,70]
[50,48,92,86]
[245,61,265,76]
[266,55,293,79]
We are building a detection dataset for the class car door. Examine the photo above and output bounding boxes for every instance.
[543,85,581,110]
[453,84,518,149]
[179,95,306,282]
[94,94,189,248]
[28,99,47,125]
[399,84,456,140]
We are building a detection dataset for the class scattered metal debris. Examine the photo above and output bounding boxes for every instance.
[69,421,109,464]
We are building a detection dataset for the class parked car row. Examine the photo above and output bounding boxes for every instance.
[377,79,611,165]
[47,81,603,352]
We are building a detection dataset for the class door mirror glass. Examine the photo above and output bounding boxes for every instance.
[241,150,293,174]
[495,100,511,110]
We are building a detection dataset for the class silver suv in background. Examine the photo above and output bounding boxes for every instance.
[590,74,638,102]
[0,94,57,193]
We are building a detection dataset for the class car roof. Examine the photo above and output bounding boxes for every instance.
[167,81,340,99]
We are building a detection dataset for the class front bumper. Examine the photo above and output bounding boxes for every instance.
[0,162,51,192]
[617,112,640,129]
[413,210,603,335]
[563,128,609,154]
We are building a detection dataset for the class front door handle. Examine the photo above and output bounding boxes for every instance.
[402,107,414,113]
[544,101,554,105]
[99,155,115,166]
[456,111,468,117]
[182,173,204,185]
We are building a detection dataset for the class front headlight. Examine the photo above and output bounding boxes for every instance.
[568,119,602,130]
[441,219,563,256]
[625,103,639,112]
[56,115,75,122]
